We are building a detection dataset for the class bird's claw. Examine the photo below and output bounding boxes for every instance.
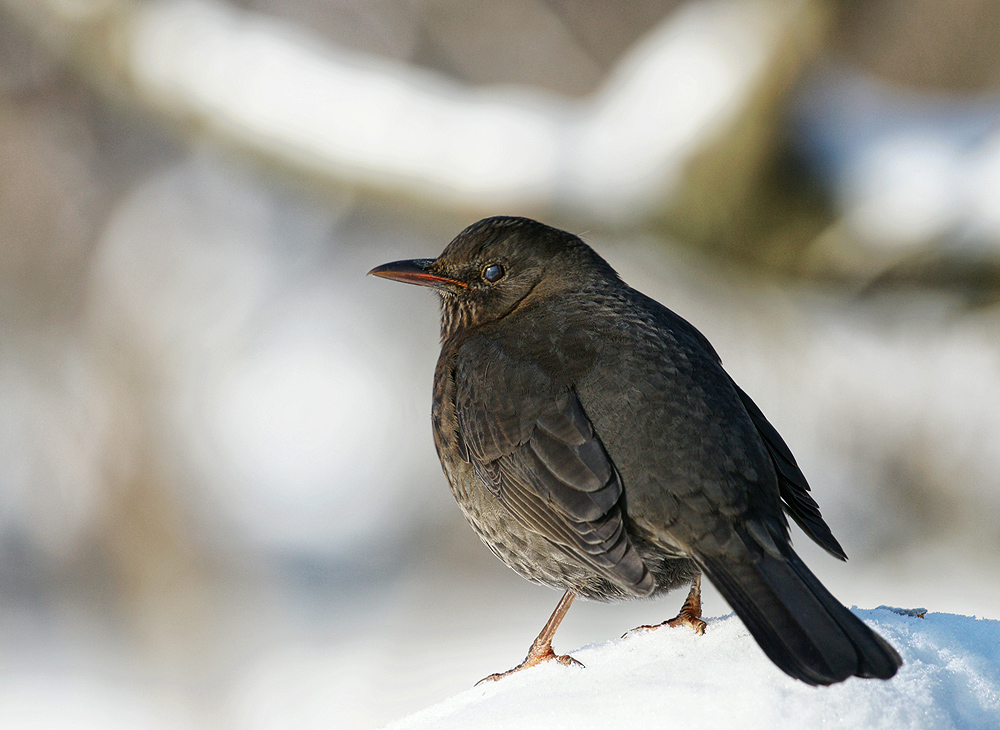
[623,608,707,638]
[475,647,583,685]
[667,613,707,635]
[622,614,707,638]
[622,623,657,639]
[624,576,706,638]
[555,653,584,669]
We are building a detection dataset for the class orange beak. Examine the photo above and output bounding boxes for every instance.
[368,259,467,288]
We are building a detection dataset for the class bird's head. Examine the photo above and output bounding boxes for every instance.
[369,216,617,341]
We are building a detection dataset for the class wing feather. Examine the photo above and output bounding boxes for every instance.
[456,338,653,595]
[731,381,847,560]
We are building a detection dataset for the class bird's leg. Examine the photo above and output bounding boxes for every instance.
[477,590,583,684]
[665,574,707,634]
[624,575,707,637]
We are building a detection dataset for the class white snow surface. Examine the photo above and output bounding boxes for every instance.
[384,609,1000,730]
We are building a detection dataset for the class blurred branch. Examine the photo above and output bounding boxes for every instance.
[4,0,825,228]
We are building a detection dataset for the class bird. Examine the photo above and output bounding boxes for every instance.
[369,216,902,686]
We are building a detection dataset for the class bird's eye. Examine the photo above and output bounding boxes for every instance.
[482,263,505,283]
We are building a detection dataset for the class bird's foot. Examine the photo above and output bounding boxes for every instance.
[622,611,707,638]
[476,643,583,685]
[622,575,707,637]
[665,610,707,635]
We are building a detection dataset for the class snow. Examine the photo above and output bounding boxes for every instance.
[384,609,1000,730]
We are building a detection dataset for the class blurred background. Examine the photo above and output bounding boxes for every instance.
[1,0,999,727]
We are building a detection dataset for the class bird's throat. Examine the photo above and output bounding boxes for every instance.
[438,296,477,343]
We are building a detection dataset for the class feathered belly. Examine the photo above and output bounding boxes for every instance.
[442,457,696,601]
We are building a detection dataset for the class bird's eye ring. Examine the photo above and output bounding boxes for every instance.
[482,263,505,283]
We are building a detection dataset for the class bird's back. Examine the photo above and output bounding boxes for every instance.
[479,279,789,564]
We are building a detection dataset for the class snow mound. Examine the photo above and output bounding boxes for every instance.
[384,609,999,730]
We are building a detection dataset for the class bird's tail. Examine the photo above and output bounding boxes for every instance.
[699,549,902,685]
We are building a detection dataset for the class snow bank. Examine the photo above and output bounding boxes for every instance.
[384,609,999,730]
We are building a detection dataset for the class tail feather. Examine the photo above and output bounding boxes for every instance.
[699,550,901,685]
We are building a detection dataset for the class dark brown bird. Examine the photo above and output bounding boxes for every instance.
[369,216,901,686]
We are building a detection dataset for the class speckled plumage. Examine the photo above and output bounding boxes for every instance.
[371,216,901,685]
